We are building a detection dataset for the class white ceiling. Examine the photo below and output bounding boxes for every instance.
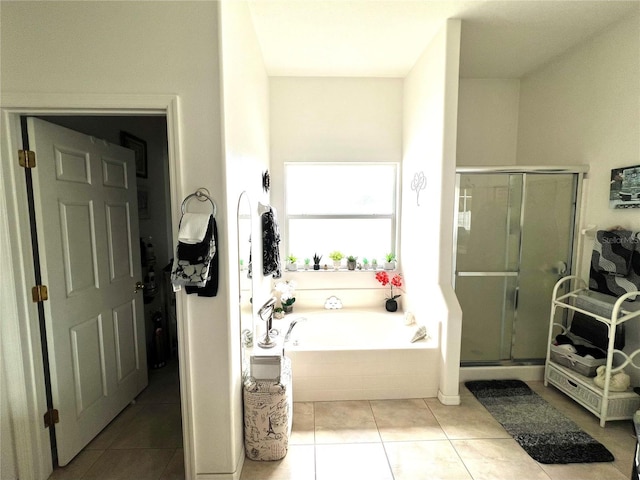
[247,0,639,78]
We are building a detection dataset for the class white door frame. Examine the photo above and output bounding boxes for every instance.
[0,93,193,480]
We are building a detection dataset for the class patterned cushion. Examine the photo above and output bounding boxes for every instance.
[594,230,637,276]
[589,230,640,300]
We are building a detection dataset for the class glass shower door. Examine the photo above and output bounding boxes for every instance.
[455,174,523,363]
[512,174,576,360]
[454,172,577,365]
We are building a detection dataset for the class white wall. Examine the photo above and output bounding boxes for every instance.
[1,349,17,480]
[402,19,462,404]
[518,13,640,231]
[0,2,234,477]
[518,12,640,277]
[219,0,271,471]
[269,76,404,301]
[517,12,640,384]
[456,79,520,166]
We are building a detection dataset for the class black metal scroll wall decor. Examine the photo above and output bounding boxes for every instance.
[411,171,427,206]
[262,170,271,193]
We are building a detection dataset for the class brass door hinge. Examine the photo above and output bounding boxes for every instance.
[18,150,36,168]
[32,285,48,303]
[44,408,59,429]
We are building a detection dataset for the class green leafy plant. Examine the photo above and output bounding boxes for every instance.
[362,258,369,265]
[287,254,297,263]
[347,255,357,262]
[385,252,396,262]
[329,251,343,261]
[304,258,310,265]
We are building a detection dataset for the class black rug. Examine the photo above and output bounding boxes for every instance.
[465,380,614,464]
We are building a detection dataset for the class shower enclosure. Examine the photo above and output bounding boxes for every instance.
[453,167,586,366]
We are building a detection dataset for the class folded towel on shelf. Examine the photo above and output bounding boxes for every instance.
[178,212,211,244]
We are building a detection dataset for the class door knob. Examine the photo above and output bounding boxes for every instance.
[134,281,145,294]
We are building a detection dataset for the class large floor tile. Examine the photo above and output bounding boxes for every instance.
[315,423,381,444]
[425,396,509,440]
[314,400,380,443]
[315,443,393,480]
[290,402,315,445]
[136,362,180,404]
[49,449,105,480]
[384,440,472,480]
[159,449,185,480]
[539,460,629,480]
[240,445,315,480]
[314,400,375,427]
[371,399,447,441]
[109,403,182,449]
[84,404,144,450]
[452,438,552,480]
[82,449,173,480]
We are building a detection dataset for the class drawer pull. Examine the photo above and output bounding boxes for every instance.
[567,380,578,388]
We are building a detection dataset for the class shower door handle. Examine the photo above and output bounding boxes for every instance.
[554,261,568,277]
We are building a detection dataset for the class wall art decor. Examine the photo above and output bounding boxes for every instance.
[121,131,148,179]
[610,164,640,209]
[411,171,427,206]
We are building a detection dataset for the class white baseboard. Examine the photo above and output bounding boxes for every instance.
[459,365,545,383]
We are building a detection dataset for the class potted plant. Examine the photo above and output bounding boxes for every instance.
[275,280,296,313]
[313,253,322,271]
[371,258,378,270]
[273,307,285,319]
[329,251,343,270]
[375,271,403,312]
[304,258,311,270]
[384,252,396,270]
[362,258,370,270]
[287,254,298,271]
[346,255,358,270]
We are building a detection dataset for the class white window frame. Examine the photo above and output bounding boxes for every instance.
[284,162,399,264]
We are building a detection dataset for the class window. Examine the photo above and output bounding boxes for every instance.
[285,163,398,264]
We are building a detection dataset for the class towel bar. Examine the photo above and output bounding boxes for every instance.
[181,188,216,216]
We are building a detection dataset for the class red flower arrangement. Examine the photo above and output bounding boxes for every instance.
[375,271,403,300]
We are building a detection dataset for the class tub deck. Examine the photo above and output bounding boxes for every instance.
[273,309,439,402]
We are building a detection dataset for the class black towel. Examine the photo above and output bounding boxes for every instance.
[186,218,219,297]
[262,210,282,279]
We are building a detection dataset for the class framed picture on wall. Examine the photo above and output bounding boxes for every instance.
[120,131,148,178]
[138,187,150,219]
[610,164,640,209]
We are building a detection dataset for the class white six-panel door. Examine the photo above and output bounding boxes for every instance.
[27,118,148,466]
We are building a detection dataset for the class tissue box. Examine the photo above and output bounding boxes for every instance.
[250,355,282,380]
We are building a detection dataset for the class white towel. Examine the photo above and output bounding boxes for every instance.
[178,213,211,244]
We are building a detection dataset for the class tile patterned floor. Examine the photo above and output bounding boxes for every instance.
[241,381,636,480]
[48,361,184,480]
[50,371,636,480]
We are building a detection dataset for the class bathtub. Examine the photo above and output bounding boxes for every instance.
[272,309,439,402]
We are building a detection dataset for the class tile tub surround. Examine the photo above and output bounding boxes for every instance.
[279,309,439,401]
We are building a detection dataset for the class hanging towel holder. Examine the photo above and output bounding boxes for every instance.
[181,188,216,216]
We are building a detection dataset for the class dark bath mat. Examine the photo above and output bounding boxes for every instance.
[465,379,614,464]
